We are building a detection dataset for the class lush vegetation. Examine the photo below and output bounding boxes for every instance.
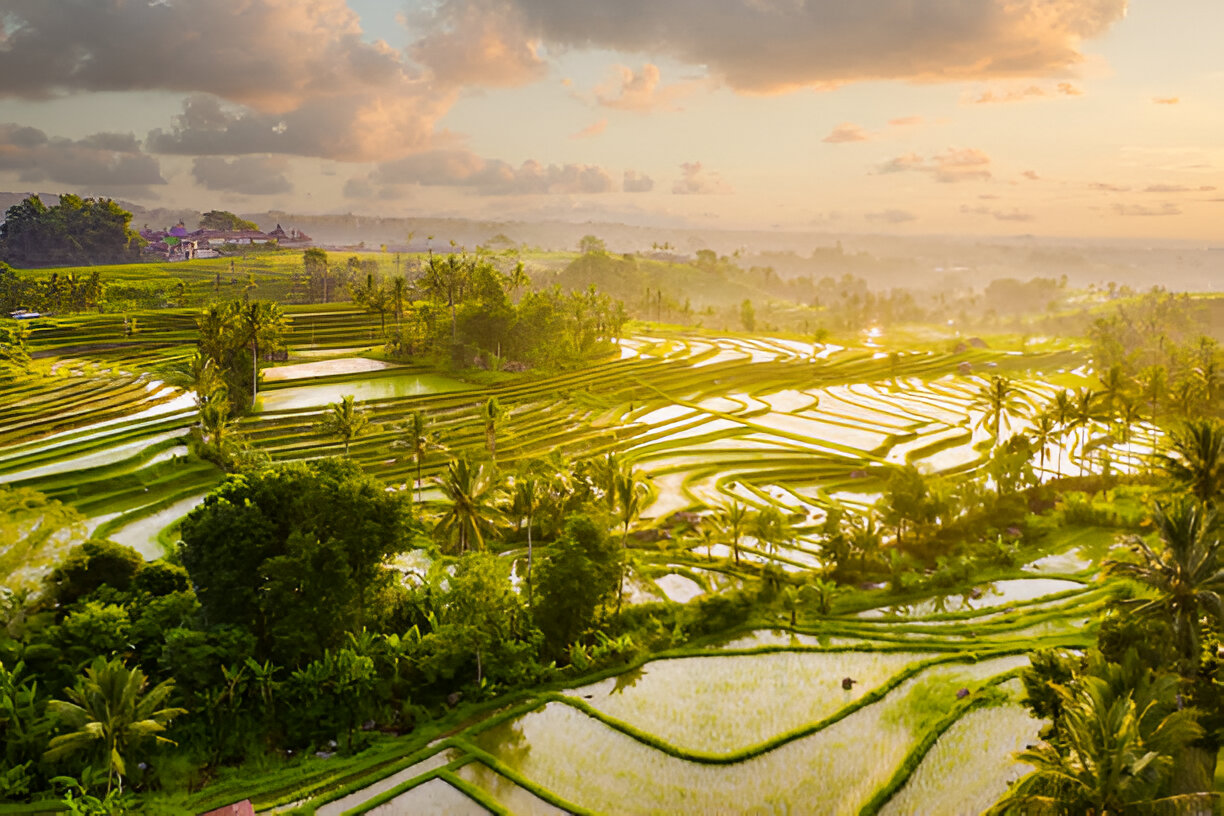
[1,225,1223,813]
[0,195,144,268]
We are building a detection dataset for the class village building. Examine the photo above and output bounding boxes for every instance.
[140,220,312,261]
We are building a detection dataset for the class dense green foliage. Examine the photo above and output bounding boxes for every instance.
[0,195,144,268]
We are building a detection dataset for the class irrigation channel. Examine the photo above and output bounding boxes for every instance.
[2,306,1139,813]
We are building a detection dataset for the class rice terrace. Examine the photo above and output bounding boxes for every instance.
[2,1,1224,813]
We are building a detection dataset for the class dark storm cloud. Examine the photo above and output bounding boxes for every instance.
[465,0,1127,92]
[0,124,164,187]
[0,1,453,163]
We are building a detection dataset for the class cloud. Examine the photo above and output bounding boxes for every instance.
[877,148,992,183]
[1022,170,1040,180]
[1090,182,1130,192]
[1113,202,1182,216]
[0,1,455,163]
[364,149,617,195]
[572,119,608,140]
[192,156,292,195]
[959,204,1035,222]
[823,122,872,143]
[1142,184,1216,193]
[1153,97,1180,105]
[671,162,733,195]
[966,81,1082,104]
[594,63,695,112]
[0,123,165,187]
[409,0,547,88]
[623,170,654,193]
[493,0,1127,92]
[888,116,923,127]
[865,209,918,224]
[146,92,451,163]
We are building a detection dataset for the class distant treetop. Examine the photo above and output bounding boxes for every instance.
[199,210,259,232]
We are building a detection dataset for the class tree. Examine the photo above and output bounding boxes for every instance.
[716,500,749,565]
[740,299,756,332]
[877,465,933,545]
[179,459,413,664]
[1071,388,1099,477]
[993,652,1204,815]
[1030,413,1059,478]
[304,248,330,303]
[1160,420,1224,507]
[1,195,144,267]
[199,210,259,231]
[318,395,368,456]
[391,410,443,504]
[534,515,621,651]
[436,552,523,684]
[433,457,501,553]
[1048,389,1077,478]
[1105,500,1223,673]
[482,397,507,462]
[578,235,607,255]
[43,658,185,793]
[613,468,649,614]
[971,375,1027,444]
[751,506,793,557]
[510,461,546,605]
[241,300,286,404]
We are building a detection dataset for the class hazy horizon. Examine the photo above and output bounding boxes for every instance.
[0,0,1221,241]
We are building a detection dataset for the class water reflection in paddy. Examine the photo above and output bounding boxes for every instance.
[476,656,1027,815]
[856,578,1085,619]
[564,650,929,754]
[257,373,473,411]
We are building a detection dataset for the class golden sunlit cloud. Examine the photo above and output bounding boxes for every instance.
[572,119,608,140]
[823,123,872,143]
[878,149,992,183]
[1153,97,1180,105]
[594,64,697,113]
[887,116,923,127]
[966,82,1083,104]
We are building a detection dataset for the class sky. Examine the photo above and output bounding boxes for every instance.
[0,0,1221,240]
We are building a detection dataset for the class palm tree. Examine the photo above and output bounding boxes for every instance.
[1048,390,1076,479]
[43,657,186,793]
[1071,387,1098,477]
[991,653,1204,816]
[391,410,443,504]
[389,276,408,331]
[1097,364,1131,417]
[614,468,649,614]
[716,500,749,565]
[318,395,368,456]
[1030,413,1059,479]
[971,375,1027,445]
[482,397,506,462]
[510,460,545,605]
[433,457,500,553]
[185,352,227,409]
[506,260,530,301]
[1105,500,1223,670]
[192,400,241,470]
[1159,419,1224,506]
[751,506,793,558]
[1113,396,1144,474]
[241,300,286,404]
